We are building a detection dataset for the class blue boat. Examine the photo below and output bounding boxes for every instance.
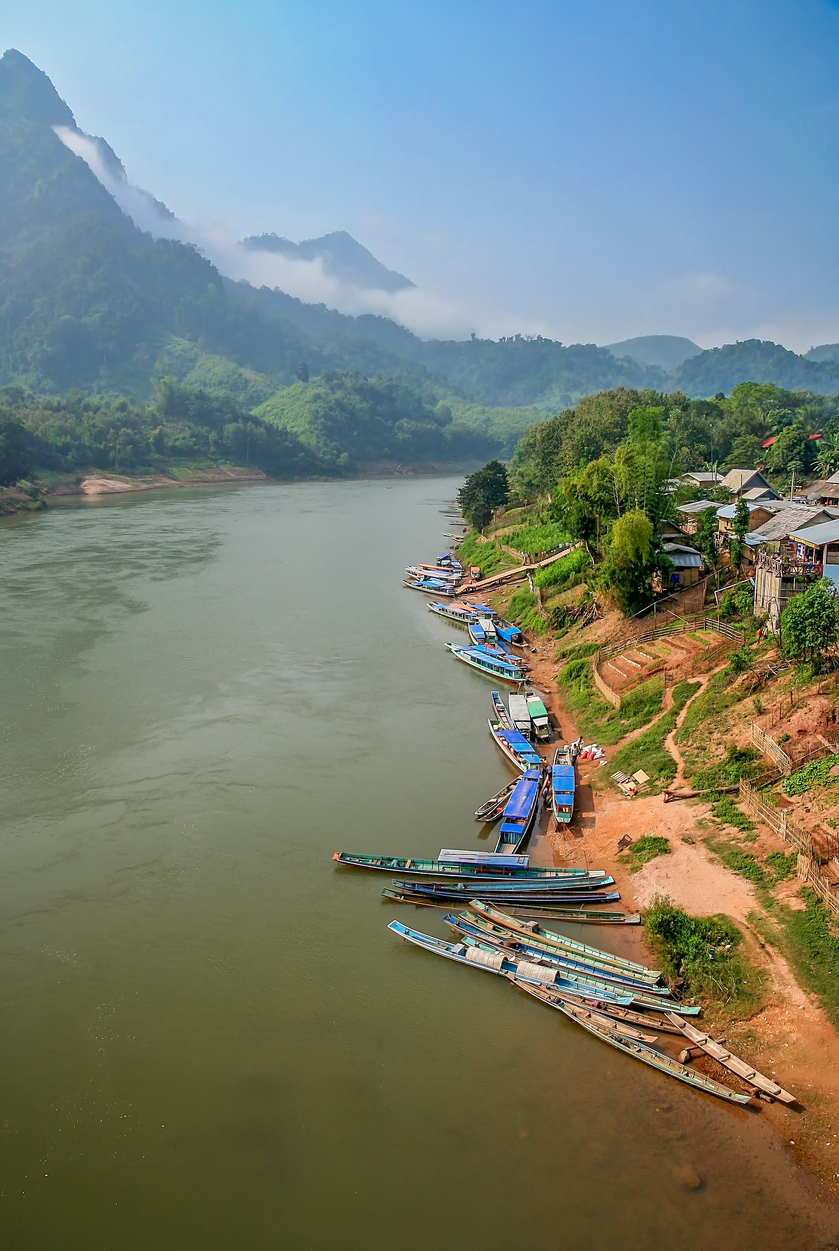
[488,720,542,771]
[496,621,524,647]
[468,620,487,645]
[391,880,620,904]
[550,748,576,824]
[388,920,637,1003]
[446,643,525,684]
[404,577,456,595]
[494,767,542,854]
[426,600,478,626]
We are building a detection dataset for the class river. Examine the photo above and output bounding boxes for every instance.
[0,476,835,1249]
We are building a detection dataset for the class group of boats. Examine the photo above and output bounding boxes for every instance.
[329,538,798,1108]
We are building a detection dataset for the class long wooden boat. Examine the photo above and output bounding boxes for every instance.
[545,994,750,1104]
[445,914,664,995]
[509,977,686,1035]
[467,901,660,980]
[488,720,542,772]
[508,692,534,739]
[387,921,636,1005]
[474,779,517,821]
[426,600,477,626]
[491,691,512,729]
[666,1013,797,1104]
[550,748,575,824]
[446,644,525,684]
[333,851,600,880]
[468,902,657,975]
[494,768,541,854]
[382,889,638,923]
[404,577,455,596]
[391,880,620,905]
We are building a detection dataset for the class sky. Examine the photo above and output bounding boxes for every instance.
[4,0,839,348]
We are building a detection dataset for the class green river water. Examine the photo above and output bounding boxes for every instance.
[0,476,836,1249]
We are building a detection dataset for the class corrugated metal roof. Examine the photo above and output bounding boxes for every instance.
[788,519,839,546]
[503,774,540,820]
[677,499,718,514]
[748,508,830,542]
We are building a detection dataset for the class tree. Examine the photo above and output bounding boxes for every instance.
[694,506,719,561]
[815,433,839,478]
[458,460,509,531]
[780,579,838,668]
[0,410,33,485]
[597,509,668,614]
[729,498,751,574]
[295,362,310,382]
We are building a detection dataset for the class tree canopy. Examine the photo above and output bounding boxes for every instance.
[457,461,510,532]
[780,580,839,668]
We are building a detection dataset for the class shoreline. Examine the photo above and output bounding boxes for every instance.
[508,616,839,1214]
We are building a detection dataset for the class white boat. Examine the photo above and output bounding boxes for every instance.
[508,692,534,739]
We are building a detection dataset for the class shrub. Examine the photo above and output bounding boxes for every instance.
[619,835,670,872]
[690,745,761,790]
[765,851,797,882]
[642,899,760,1009]
[784,753,839,797]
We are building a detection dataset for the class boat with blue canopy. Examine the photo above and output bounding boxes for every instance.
[446,643,524,683]
[490,691,512,728]
[426,600,478,625]
[550,747,576,823]
[404,577,456,595]
[488,720,542,771]
[468,620,487,645]
[494,767,542,853]
[332,850,600,879]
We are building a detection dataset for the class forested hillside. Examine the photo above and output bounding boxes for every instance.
[5,46,839,487]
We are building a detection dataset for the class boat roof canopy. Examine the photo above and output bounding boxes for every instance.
[438,850,529,868]
[503,776,540,819]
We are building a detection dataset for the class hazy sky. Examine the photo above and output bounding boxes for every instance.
[5,0,839,348]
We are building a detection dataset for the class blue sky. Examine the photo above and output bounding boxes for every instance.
[5,0,839,348]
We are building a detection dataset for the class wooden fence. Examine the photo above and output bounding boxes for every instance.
[751,725,792,775]
[739,780,839,917]
[596,614,744,663]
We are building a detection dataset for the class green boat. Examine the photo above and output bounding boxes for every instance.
[333,851,602,880]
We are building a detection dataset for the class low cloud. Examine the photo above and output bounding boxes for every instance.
[54,126,470,339]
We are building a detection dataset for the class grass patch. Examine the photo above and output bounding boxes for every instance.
[618,835,671,872]
[709,795,755,832]
[506,587,550,636]
[765,851,797,882]
[505,521,570,557]
[675,670,742,742]
[670,680,700,714]
[557,662,665,746]
[755,891,839,1027]
[688,745,761,790]
[784,753,839,797]
[533,546,591,591]
[704,836,768,886]
[609,711,677,791]
[643,899,765,1013]
[457,531,516,578]
[555,641,600,662]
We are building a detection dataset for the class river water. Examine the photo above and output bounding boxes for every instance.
[0,476,835,1249]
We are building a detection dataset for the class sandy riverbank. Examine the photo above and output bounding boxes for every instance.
[510,627,839,1211]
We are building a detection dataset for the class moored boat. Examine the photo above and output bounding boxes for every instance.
[550,748,576,824]
[333,850,600,879]
[468,901,657,977]
[491,690,512,729]
[508,692,534,739]
[390,880,620,904]
[488,720,542,771]
[387,921,636,1005]
[426,600,478,626]
[446,643,525,683]
[494,767,542,854]
[468,619,487,645]
[509,977,686,1035]
[526,694,551,741]
[382,888,638,923]
[474,779,517,821]
[404,577,456,596]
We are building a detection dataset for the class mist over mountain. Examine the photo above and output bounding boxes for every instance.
[604,334,701,371]
[241,231,414,293]
[4,46,839,444]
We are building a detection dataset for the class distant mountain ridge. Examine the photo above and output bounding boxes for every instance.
[3,47,839,428]
[241,231,414,293]
[604,334,702,371]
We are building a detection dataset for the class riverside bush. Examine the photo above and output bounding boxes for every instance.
[619,835,670,872]
[642,899,760,1010]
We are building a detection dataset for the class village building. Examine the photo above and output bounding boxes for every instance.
[719,468,779,499]
[674,499,718,534]
[752,512,837,629]
[660,542,705,589]
[802,471,839,508]
[681,470,723,489]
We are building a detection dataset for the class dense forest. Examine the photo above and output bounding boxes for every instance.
[5,49,839,485]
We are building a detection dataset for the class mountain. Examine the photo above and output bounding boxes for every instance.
[672,339,839,397]
[604,334,701,371]
[241,231,414,292]
[805,343,839,363]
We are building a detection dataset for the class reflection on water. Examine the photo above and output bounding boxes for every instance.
[0,479,836,1249]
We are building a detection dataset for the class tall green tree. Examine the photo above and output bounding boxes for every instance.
[780,580,838,669]
[457,460,509,532]
[597,510,669,614]
[729,499,751,575]
[0,410,32,485]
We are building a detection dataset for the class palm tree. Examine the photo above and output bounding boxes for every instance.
[815,433,839,478]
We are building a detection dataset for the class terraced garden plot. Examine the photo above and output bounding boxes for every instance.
[600,631,726,693]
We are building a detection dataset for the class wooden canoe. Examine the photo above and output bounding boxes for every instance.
[508,976,685,1035]
[381,889,636,922]
[666,1013,797,1104]
[551,997,750,1104]
[467,901,656,975]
